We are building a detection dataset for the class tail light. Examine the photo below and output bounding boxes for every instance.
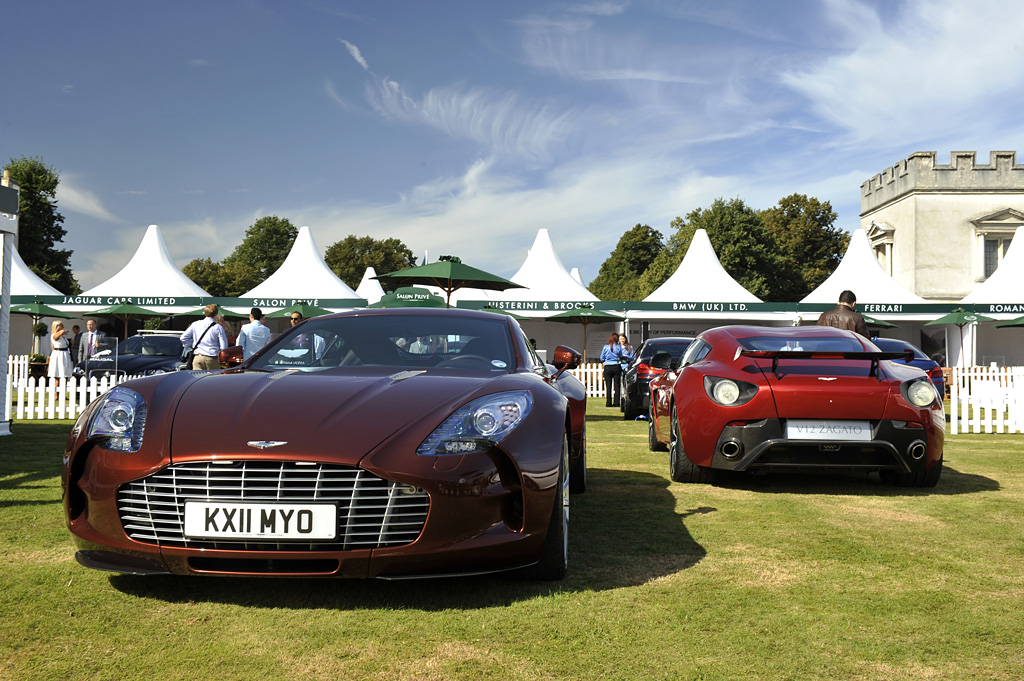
[636,363,668,380]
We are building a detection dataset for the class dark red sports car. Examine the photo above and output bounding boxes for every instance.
[648,326,944,487]
[63,309,586,579]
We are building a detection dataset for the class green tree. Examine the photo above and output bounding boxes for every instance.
[324,235,417,292]
[760,194,848,301]
[588,224,663,301]
[220,216,298,295]
[4,156,79,294]
[182,257,228,297]
[638,198,787,300]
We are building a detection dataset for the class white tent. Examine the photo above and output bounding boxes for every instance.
[242,226,359,300]
[80,224,210,298]
[644,229,761,303]
[801,229,925,305]
[11,246,62,296]
[960,228,1022,303]
[487,228,598,302]
[356,266,385,305]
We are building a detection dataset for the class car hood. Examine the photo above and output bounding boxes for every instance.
[169,368,495,465]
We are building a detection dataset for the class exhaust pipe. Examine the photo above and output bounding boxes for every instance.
[720,440,743,459]
[908,441,926,461]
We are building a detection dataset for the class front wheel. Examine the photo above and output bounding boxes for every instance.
[669,405,714,483]
[518,432,569,580]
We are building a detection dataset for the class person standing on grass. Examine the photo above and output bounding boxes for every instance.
[600,332,627,407]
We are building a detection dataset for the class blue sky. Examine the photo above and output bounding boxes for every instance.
[5,0,1024,291]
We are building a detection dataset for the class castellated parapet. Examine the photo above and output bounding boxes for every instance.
[861,151,1024,215]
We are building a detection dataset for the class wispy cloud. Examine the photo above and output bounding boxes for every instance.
[339,38,370,71]
[780,0,1024,146]
[56,176,119,222]
[367,79,577,162]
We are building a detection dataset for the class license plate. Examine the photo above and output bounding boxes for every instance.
[183,500,337,541]
[786,419,872,441]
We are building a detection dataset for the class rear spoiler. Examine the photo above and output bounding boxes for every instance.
[739,349,914,381]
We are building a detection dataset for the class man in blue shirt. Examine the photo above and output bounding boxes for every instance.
[237,307,272,359]
[181,304,229,370]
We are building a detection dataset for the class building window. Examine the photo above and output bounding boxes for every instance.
[984,237,1012,278]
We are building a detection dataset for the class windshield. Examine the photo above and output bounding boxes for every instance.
[118,336,182,357]
[738,336,865,353]
[248,314,515,372]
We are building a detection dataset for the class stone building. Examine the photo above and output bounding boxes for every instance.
[860,151,1024,302]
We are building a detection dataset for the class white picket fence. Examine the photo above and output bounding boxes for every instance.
[948,366,1024,434]
[1,357,612,423]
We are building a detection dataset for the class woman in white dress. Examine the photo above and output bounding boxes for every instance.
[48,320,74,380]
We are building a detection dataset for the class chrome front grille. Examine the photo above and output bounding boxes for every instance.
[117,461,430,551]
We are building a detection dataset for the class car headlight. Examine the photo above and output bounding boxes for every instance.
[903,378,938,407]
[417,391,534,456]
[704,376,758,406]
[86,386,147,452]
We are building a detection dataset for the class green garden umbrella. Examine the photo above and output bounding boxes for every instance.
[994,315,1024,328]
[862,314,899,329]
[546,309,623,362]
[264,302,335,319]
[924,307,997,357]
[171,307,249,319]
[84,303,165,339]
[374,257,524,308]
[10,301,76,353]
[369,287,446,308]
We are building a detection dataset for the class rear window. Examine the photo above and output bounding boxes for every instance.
[872,338,928,360]
[737,336,865,353]
[639,340,692,363]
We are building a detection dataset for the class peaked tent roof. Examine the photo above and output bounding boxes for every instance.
[645,228,761,303]
[960,228,1022,303]
[242,226,359,299]
[10,247,62,296]
[472,229,597,302]
[356,266,385,305]
[801,228,926,304]
[80,224,210,298]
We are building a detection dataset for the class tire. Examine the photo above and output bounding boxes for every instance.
[569,420,587,494]
[518,432,569,580]
[649,414,667,452]
[881,456,943,488]
[669,405,714,483]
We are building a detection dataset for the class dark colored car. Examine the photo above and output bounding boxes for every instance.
[871,337,945,396]
[649,325,944,487]
[75,332,185,378]
[620,337,693,420]
[63,309,586,580]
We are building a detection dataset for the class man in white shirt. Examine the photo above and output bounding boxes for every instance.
[181,304,229,370]
[237,307,272,360]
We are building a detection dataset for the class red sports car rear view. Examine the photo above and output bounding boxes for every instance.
[649,326,944,486]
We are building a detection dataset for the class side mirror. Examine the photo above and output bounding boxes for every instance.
[651,351,672,370]
[220,345,244,367]
[551,345,582,377]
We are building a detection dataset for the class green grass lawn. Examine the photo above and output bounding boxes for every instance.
[2,403,1022,680]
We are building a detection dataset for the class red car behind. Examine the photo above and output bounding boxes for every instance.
[649,326,944,487]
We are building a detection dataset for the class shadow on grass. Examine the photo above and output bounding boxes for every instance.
[0,422,70,507]
[109,468,706,610]
[711,464,999,497]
